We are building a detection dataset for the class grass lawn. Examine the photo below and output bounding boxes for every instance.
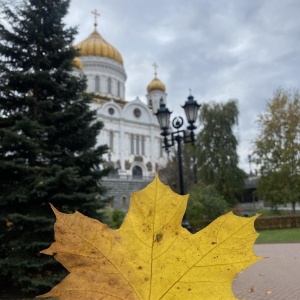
[256,228,300,243]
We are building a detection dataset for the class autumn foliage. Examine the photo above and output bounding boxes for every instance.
[39,175,261,299]
[253,88,300,212]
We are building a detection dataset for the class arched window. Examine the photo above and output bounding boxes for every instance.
[108,77,112,94]
[117,81,121,97]
[122,196,127,209]
[110,197,114,208]
[132,166,143,178]
[141,136,145,155]
[136,135,140,155]
[109,131,114,152]
[130,134,134,154]
[95,75,100,93]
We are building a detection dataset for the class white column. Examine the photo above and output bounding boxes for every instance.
[119,119,125,172]
[150,125,155,175]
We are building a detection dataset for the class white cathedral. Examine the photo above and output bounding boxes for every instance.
[72,11,167,190]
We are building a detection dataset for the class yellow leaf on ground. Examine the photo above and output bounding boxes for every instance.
[38,174,262,300]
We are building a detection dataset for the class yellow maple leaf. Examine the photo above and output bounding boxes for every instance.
[38,174,262,300]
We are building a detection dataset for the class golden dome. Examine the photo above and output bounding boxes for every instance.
[75,30,123,65]
[72,57,83,69]
[147,77,166,93]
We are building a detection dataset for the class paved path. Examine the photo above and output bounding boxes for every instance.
[232,243,300,300]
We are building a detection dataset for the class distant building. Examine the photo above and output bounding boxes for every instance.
[237,174,300,215]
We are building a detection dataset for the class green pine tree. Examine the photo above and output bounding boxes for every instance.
[0,0,110,296]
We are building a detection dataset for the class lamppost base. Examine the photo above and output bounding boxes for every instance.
[181,219,191,231]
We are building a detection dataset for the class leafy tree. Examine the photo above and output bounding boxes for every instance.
[0,0,109,296]
[253,89,300,212]
[196,100,247,205]
[186,184,229,230]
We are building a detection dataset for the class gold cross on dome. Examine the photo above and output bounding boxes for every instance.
[153,62,158,77]
[92,9,100,30]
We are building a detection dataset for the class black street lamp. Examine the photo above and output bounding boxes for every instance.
[155,95,201,195]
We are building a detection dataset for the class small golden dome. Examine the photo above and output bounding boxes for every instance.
[147,77,166,93]
[75,30,123,65]
[72,57,83,69]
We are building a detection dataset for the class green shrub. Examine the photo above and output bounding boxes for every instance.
[255,215,300,230]
[101,206,125,229]
[187,184,229,230]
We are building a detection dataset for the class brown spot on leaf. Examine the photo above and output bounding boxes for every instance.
[156,233,163,243]
[138,266,143,270]
[108,278,118,286]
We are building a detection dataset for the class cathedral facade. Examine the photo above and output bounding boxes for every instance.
[72,12,168,208]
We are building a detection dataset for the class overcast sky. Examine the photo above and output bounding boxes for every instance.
[65,0,300,172]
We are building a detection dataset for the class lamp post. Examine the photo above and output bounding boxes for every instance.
[155,95,201,195]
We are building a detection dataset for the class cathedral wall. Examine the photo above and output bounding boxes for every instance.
[102,177,153,211]
[81,57,126,99]
[147,90,167,114]
[85,73,125,99]
[98,118,165,175]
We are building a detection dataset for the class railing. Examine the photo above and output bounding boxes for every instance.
[103,174,154,181]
